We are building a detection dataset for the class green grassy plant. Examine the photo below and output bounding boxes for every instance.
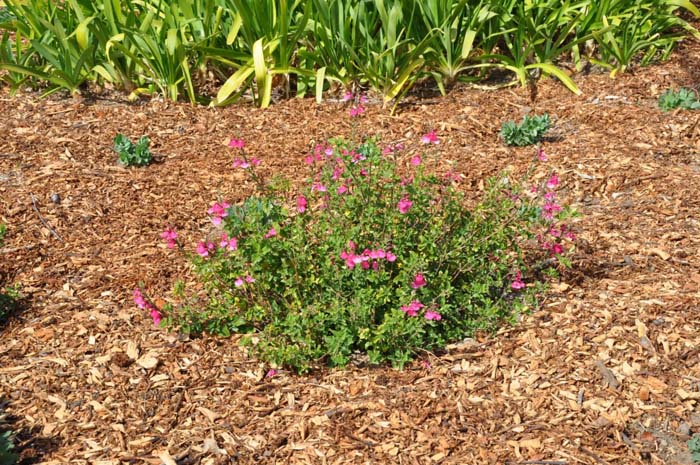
[0,0,698,105]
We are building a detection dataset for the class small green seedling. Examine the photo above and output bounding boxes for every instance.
[500,113,551,147]
[658,87,700,112]
[114,134,152,167]
[689,435,700,463]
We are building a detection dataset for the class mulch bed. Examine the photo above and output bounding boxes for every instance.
[1,38,700,465]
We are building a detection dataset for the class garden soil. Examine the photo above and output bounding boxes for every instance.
[1,41,699,465]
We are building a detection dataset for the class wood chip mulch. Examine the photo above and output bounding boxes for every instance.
[1,40,700,465]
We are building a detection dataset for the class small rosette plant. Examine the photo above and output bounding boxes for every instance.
[147,136,576,372]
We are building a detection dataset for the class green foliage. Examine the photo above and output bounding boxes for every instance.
[0,223,16,326]
[0,431,17,465]
[658,87,700,111]
[162,137,574,372]
[500,113,551,147]
[0,0,698,105]
[113,133,152,167]
[689,435,700,463]
[0,7,16,24]
[0,402,17,465]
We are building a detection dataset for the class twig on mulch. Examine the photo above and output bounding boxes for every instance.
[505,461,567,465]
[29,193,63,242]
[579,446,609,464]
[0,244,36,254]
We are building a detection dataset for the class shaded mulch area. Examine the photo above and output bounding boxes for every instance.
[1,41,700,465]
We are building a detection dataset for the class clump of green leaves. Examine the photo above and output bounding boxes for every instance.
[658,87,700,112]
[0,431,17,465]
[157,135,576,373]
[500,114,551,147]
[114,134,152,167]
[689,435,700,463]
[0,405,17,465]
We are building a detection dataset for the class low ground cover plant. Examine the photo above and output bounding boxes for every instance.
[0,224,18,326]
[500,113,552,147]
[658,87,700,111]
[689,435,700,463]
[0,428,17,465]
[137,113,576,372]
[113,134,152,167]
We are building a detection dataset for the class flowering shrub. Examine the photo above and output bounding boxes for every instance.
[141,132,575,372]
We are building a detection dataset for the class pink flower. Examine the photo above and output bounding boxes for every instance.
[232,159,249,169]
[401,300,424,317]
[219,233,238,251]
[424,310,442,321]
[266,368,278,378]
[546,173,559,189]
[234,278,244,287]
[133,288,147,309]
[228,138,245,149]
[550,243,564,256]
[359,94,368,104]
[208,202,230,225]
[196,241,212,258]
[337,185,349,195]
[542,201,562,220]
[331,166,344,180]
[160,227,177,241]
[398,197,413,214]
[410,155,421,166]
[150,308,162,326]
[537,147,548,162]
[421,360,431,370]
[347,241,356,250]
[411,273,427,289]
[351,151,366,163]
[444,171,460,182]
[343,91,353,102]
[421,129,439,145]
[264,227,277,238]
[511,270,525,290]
[312,183,327,192]
[386,251,397,262]
[297,195,307,213]
[245,275,255,283]
[349,105,365,117]
[544,191,556,202]
[304,155,314,165]
[250,157,261,167]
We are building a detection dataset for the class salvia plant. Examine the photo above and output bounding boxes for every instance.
[113,134,152,167]
[658,87,700,111]
[136,106,576,372]
[500,113,552,147]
